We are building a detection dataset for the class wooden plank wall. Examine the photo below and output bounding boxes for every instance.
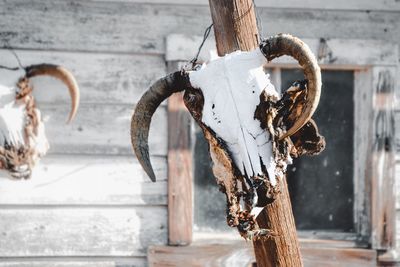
[0,0,399,266]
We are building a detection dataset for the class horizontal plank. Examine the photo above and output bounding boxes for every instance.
[0,207,167,257]
[302,247,377,267]
[148,242,254,267]
[0,1,212,54]
[0,258,146,267]
[0,155,167,205]
[148,241,377,267]
[166,34,216,62]
[0,49,166,105]
[1,2,400,55]
[167,34,398,66]
[105,0,400,12]
[40,103,167,156]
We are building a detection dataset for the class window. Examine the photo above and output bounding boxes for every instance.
[284,70,355,232]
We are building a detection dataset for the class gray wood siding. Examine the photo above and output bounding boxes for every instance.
[0,0,399,266]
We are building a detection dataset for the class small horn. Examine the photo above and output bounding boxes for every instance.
[24,64,80,123]
[260,34,321,140]
[131,71,192,182]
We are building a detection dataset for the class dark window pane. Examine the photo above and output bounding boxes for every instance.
[193,126,234,233]
[282,69,354,232]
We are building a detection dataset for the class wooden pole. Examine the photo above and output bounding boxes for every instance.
[208,1,303,266]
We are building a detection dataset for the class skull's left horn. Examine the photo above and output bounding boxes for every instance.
[24,64,80,123]
[260,34,322,140]
[131,71,192,182]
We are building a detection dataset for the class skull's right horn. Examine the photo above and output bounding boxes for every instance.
[259,34,322,140]
[24,64,80,123]
[131,71,192,182]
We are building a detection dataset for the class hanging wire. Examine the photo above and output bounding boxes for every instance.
[234,1,254,23]
[0,65,19,71]
[187,23,214,70]
[0,41,24,71]
[8,47,24,69]
[186,0,262,70]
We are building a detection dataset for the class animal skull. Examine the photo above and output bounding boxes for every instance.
[131,34,325,238]
[0,64,79,179]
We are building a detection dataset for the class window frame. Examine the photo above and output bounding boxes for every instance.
[164,34,398,251]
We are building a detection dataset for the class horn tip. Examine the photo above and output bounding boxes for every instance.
[278,132,290,141]
[147,171,157,182]
[65,115,75,124]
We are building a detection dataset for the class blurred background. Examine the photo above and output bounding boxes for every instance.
[0,0,399,266]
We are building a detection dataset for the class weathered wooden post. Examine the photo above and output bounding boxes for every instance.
[208,1,303,266]
[132,1,322,266]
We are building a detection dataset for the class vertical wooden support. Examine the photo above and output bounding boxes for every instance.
[354,69,373,244]
[370,67,396,250]
[209,0,259,56]
[253,179,303,267]
[167,61,193,245]
[208,1,303,266]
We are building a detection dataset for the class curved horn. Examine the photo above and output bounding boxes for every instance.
[260,34,321,140]
[24,64,80,123]
[131,71,192,182]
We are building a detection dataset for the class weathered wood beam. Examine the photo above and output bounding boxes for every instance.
[167,61,193,245]
[208,0,302,266]
[370,67,397,250]
[148,241,378,267]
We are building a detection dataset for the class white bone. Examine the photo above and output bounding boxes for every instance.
[189,49,281,186]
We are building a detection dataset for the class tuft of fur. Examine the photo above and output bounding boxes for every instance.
[0,77,49,179]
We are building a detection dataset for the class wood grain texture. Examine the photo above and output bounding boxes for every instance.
[38,103,167,156]
[0,49,166,105]
[0,155,167,205]
[0,207,167,257]
[254,179,303,267]
[208,1,302,266]
[0,0,398,266]
[148,242,255,267]
[0,0,212,54]
[354,69,373,243]
[167,62,193,245]
[102,0,400,12]
[209,0,259,55]
[1,1,400,55]
[370,67,397,250]
[0,259,146,267]
[166,34,398,67]
[148,242,377,267]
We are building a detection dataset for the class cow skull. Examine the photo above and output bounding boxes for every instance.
[0,64,79,179]
[131,34,324,238]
